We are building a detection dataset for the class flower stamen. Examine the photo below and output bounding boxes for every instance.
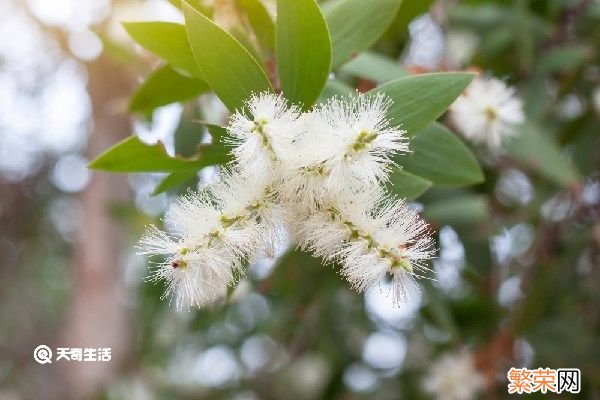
[351,130,379,152]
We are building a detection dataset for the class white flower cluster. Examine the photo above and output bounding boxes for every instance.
[422,349,485,400]
[450,76,524,149]
[139,93,435,310]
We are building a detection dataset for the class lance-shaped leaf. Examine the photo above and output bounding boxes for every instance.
[318,79,355,103]
[340,52,408,83]
[89,136,229,172]
[424,194,487,226]
[168,0,212,15]
[537,45,590,73]
[276,0,332,108]
[369,72,475,136]
[387,169,432,200]
[399,123,484,186]
[152,170,199,196]
[325,0,402,68]
[237,0,275,53]
[129,65,209,115]
[506,122,580,187]
[183,1,273,111]
[124,22,201,78]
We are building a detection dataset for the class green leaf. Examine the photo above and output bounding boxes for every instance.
[229,27,264,63]
[174,105,206,157]
[424,194,487,226]
[276,0,332,108]
[183,1,273,111]
[449,4,516,29]
[89,136,229,173]
[189,121,230,144]
[152,170,198,196]
[537,45,591,73]
[400,123,484,186]
[318,79,355,103]
[387,169,432,200]
[204,124,229,144]
[168,0,212,15]
[237,0,275,52]
[370,72,475,135]
[129,65,209,115]
[124,22,201,78]
[325,0,402,68]
[505,122,580,187]
[340,52,408,83]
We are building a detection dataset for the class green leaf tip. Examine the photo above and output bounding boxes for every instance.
[370,72,475,135]
[182,0,273,111]
[89,135,229,173]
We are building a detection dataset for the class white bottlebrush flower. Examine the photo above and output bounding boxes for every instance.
[299,187,435,304]
[280,93,409,214]
[450,76,524,149]
[277,164,329,217]
[138,216,236,310]
[227,92,302,178]
[303,93,409,193]
[138,91,437,309]
[422,350,485,400]
[211,168,290,257]
[298,184,384,259]
[138,168,288,309]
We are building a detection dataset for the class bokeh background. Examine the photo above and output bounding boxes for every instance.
[0,0,599,399]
